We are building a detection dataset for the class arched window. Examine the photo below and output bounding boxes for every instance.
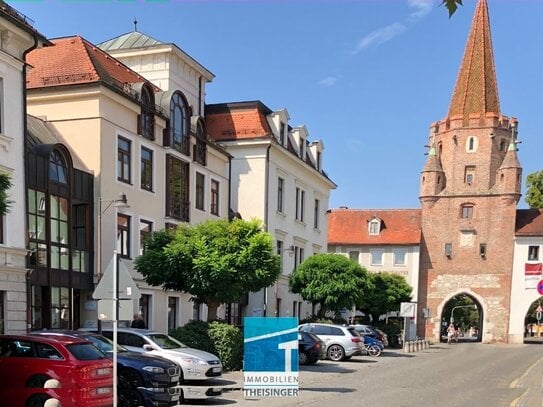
[139,85,155,140]
[466,136,478,152]
[49,151,67,185]
[170,92,190,155]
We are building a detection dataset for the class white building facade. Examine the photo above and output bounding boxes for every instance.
[207,101,336,320]
[0,3,47,334]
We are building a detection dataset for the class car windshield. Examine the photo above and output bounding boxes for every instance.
[147,333,187,349]
[66,343,109,360]
[86,334,127,353]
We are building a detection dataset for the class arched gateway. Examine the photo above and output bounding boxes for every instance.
[417,0,521,344]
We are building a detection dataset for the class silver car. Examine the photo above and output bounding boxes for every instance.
[298,323,363,361]
[95,328,223,382]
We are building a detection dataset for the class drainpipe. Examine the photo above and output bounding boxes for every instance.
[262,144,272,317]
[23,34,41,333]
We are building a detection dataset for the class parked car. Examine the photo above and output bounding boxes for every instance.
[31,330,182,407]
[298,323,363,361]
[0,334,113,407]
[298,331,326,365]
[350,324,389,347]
[88,328,223,382]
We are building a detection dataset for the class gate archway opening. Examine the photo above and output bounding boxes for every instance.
[523,298,543,344]
[440,293,482,343]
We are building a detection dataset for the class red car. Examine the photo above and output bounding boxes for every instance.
[0,334,113,407]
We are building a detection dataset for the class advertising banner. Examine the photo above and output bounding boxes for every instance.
[243,317,299,398]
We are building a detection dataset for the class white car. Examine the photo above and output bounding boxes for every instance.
[93,328,223,382]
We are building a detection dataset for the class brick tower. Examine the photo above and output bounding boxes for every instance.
[418,0,521,343]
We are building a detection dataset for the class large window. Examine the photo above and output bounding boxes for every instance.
[168,297,178,332]
[28,189,47,267]
[370,249,384,266]
[277,177,284,213]
[117,136,131,184]
[193,120,207,165]
[50,286,70,329]
[295,187,305,222]
[50,195,69,270]
[139,219,153,255]
[170,92,190,155]
[117,213,131,258]
[195,172,205,211]
[139,85,155,140]
[393,248,407,266]
[165,155,189,222]
[210,180,219,216]
[140,147,153,191]
[314,199,320,229]
[461,204,474,219]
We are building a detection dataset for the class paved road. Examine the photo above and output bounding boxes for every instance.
[181,342,542,407]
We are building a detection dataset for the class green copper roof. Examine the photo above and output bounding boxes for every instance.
[98,31,164,51]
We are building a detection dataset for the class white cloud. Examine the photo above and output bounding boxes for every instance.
[318,76,341,86]
[407,0,436,21]
[352,22,406,54]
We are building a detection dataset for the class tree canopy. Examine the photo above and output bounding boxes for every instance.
[525,171,543,209]
[0,173,12,216]
[443,0,462,17]
[134,218,280,321]
[357,272,412,323]
[289,253,371,318]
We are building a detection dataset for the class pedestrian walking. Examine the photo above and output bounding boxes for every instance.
[131,313,146,329]
[447,323,455,344]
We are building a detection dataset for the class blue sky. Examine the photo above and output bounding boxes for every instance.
[9,0,543,210]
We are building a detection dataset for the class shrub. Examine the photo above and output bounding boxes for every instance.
[169,320,243,372]
[208,321,243,371]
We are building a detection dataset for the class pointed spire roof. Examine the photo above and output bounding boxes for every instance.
[422,144,444,173]
[448,0,500,123]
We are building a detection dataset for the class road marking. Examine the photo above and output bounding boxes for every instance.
[509,357,542,407]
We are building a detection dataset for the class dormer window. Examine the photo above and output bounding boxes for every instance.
[368,218,381,235]
[138,85,155,140]
[279,122,286,145]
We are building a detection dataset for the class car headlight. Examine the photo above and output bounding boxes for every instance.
[142,366,166,374]
[180,358,207,365]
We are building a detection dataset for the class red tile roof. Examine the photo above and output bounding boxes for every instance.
[327,209,421,245]
[516,209,543,236]
[206,101,273,141]
[27,36,152,90]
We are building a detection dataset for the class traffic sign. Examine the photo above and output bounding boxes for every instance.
[537,280,543,296]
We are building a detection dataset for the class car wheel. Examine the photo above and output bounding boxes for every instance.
[119,368,144,389]
[118,387,145,407]
[327,344,345,361]
[25,394,50,407]
[299,351,309,365]
[26,375,51,388]
[368,345,382,357]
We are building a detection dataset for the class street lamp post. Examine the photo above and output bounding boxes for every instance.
[98,193,129,407]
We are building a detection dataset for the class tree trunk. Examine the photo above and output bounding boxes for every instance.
[206,300,221,322]
[317,303,327,319]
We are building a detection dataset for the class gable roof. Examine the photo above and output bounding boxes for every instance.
[515,209,543,236]
[98,31,163,51]
[447,0,500,124]
[327,209,421,245]
[205,101,274,141]
[26,36,155,91]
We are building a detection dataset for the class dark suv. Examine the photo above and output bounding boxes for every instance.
[32,330,181,407]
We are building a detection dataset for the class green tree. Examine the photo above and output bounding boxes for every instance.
[443,0,463,17]
[289,253,371,318]
[358,273,412,323]
[0,173,12,216]
[134,218,280,321]
[525,170,543,208]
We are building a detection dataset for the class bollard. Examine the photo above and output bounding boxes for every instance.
[408,341,414,353]
[404,340,409,353]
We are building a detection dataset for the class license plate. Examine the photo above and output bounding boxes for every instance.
[171,395,180,402]
[97,387,111,395]
[212,367,221,373]
[171,375,180,382]
[96,368,111,375]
